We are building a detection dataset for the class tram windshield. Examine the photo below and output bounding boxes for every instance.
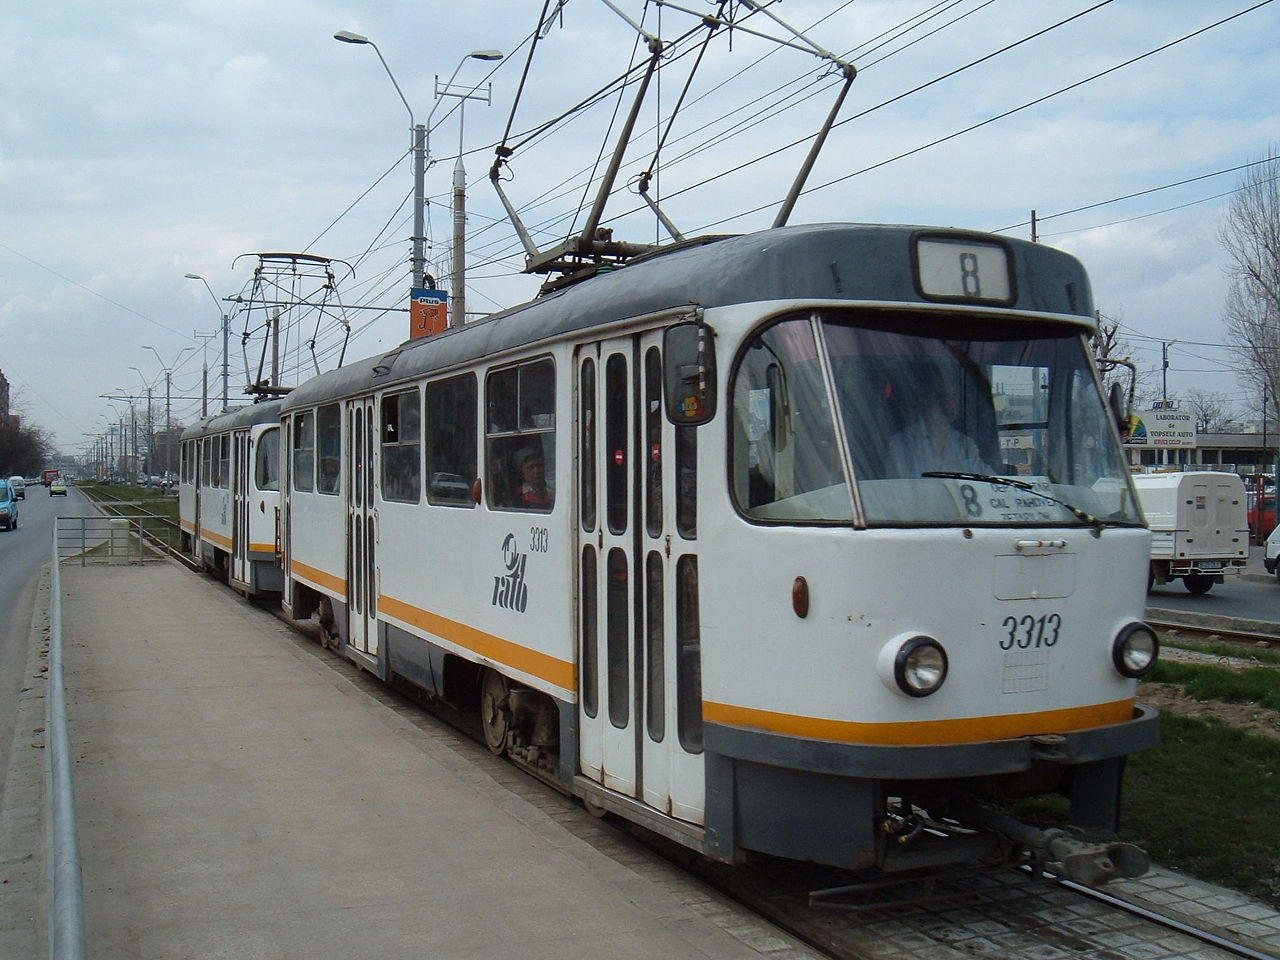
[731,309,1143,527]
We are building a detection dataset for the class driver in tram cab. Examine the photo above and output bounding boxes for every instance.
[512,446,553,509]
[884,363,996,478]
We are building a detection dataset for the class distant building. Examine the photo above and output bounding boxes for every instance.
[0,369,16,430]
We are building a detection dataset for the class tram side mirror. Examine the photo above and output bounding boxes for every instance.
[663,322,717,426]
[1108,381,1129,435]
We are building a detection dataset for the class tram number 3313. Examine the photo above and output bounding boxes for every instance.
[1000,614,1062,650]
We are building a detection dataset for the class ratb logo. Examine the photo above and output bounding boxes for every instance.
[492,533,528,612]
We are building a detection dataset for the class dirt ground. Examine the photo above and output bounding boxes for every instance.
[1139,644,1280,741]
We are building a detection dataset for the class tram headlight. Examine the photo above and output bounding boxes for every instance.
[878,634,949,698]
[1112,622,1159,678]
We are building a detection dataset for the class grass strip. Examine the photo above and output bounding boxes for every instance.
[1163,638,1280,667]
[1150,659,1280,711]
[1122,712,1280,906]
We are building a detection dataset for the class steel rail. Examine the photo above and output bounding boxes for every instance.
[1056,875,1280,960]
[46,526,87,959]
[1147,617,1280,648]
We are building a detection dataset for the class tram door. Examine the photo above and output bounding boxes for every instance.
[231,430,251,586]
[193,439,203,548]
[577,333,705,822]
[346,398,379,659]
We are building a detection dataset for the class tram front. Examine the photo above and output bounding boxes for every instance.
[701,267,1158,875]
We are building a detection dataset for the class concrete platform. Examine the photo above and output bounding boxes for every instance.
[13,561,820,959]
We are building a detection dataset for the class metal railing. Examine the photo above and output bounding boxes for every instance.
[55,516,184,567]
[47,529,86,959]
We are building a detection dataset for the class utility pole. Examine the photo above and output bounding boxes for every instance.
[164,369,173,478]
[436,70,497,327]
[195,329,217,419]
[144,386,154,478]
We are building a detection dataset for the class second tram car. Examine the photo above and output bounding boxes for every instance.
[181,223,1159,878]
[180,399,284,596]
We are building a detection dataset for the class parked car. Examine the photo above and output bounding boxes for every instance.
[49,478,68,497]
[0,479,18,530]
[8,475,25,499]
[1245,476,1276,545]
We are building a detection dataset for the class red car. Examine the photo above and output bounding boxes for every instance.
[1247,486,1276,544]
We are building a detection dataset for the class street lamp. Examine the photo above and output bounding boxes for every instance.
[129,366,156,478]
[141,345,195,479]
[185,273,229,410]
[334,29,428,292]
[334,31,503,319]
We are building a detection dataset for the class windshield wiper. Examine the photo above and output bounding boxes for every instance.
[920,471,1108,536]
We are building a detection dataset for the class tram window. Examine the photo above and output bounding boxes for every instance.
[606,547,629,729]
[645,551,665,742]
[581,545,598,719]
[605,353,627,534]
[676,425,697,539]
[676,554,703,753]
[255,427,280,491]
[218,435,230,489]
[200,439,211,487]
[645,348,663,538]
[730,317,852,521]
[180,443,189,483]
[381,389,421,504]
[293,413,314,492]
[485,358,555,513]
[316,404,341,495]
[580,359,596,531]
[426,374,477,507]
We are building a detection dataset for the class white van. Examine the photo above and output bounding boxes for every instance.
[7,476,24,499]
[1132,472,1249,594]
[1263,524,1280,583]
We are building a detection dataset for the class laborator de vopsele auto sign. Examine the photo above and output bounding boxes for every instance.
[1124,410,1196,448]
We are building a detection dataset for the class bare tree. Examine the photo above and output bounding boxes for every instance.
[1091,309,1148,406]
[1182,388,1234,433]
[1220,152,1280,407]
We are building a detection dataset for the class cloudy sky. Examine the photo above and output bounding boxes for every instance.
[2,0,1277,455]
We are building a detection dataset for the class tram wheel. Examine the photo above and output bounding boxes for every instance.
[1183,575,1214,595]
[480,668,512,756]
[316,597,340,651]
[582,795,609,819]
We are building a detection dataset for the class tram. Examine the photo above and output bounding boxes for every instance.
[179,399,284,596]
[181,223,1159,878]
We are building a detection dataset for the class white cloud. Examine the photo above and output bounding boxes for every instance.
[2,0,1277,447]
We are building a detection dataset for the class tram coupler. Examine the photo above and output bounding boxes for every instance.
[956,804,1149,886]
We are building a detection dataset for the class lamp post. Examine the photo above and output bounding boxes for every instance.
[105,393,139,483]
[334,32,502,321]
[334,29,429,292]
[129,366,156,478]
[142,345,195,479]
[185,274,229,410]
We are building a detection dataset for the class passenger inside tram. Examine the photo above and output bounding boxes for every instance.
[884,363,997,478]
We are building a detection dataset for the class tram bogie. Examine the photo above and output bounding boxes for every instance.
[178,223,1159,882]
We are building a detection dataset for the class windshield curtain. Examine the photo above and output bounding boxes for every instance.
[730,309,1142,527]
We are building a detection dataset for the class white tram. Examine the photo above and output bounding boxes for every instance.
[179,399,284,596]
[186,223,1160,877]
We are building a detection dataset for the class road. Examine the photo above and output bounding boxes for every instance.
[1145,549,1280,627]
[0,485,97,804]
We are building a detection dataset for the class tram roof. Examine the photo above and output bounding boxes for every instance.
[180,397,286,441]
[282,222,1094,411]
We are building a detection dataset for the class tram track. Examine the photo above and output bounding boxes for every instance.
[1147,617,1280,651]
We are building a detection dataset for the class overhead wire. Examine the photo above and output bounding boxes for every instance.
[683,0,1272,233]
